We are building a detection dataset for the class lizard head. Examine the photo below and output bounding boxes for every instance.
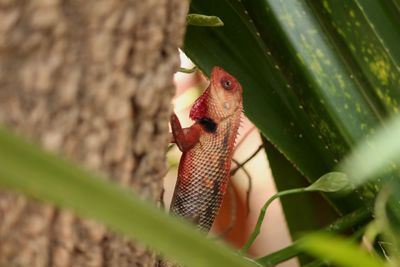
[190,66,243,122]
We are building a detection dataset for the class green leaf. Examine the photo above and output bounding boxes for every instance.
[306,172,353,192]
[308,0,400,115]
[298,233,386,267]
[185,0,336,183]
[186,14,224,27]
[184,0,400,216]
[339,115,400,185]
[0,127,259,267]
[184,1,400,262]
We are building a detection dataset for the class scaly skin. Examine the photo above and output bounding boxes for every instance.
[170,66,243,232]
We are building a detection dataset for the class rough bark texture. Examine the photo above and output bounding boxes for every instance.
[0,0,188,266]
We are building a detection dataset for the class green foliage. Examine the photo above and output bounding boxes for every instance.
[183,0,400,266]
[306,172,353,192]
[242,172,352,254]
[263,138,338,242]
[184,0,400,214]
[0,128,258,267]
[257,207,371,266]
[340,115,400,184]
[375,182,400,265]
[298,233,386,267]
[1,0,400,266]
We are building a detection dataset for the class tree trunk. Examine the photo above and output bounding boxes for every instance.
[0,0,188,266]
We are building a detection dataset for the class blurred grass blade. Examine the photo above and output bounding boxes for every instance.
[339,115,400,184]
[298,233,386,267]
[0,127,259,267]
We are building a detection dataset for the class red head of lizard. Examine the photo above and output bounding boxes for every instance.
[189,66,243,123]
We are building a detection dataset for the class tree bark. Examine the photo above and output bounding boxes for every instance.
[0,0,188,266]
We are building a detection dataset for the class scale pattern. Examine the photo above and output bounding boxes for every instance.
[170,116,240,232]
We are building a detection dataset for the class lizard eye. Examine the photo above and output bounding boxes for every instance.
[221,78,232,90]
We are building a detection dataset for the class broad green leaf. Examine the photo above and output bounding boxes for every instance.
[308,0,400,115]
[184,0,400,216]
[0,127,259,267]
[298,233,386,267]
[184,1,400,261]
[185,0,336,184]
[357,1,400,65]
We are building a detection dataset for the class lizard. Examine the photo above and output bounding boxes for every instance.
[169,66,243,232]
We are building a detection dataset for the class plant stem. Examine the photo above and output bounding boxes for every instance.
[231,145,263,176]
[256,207,371,266]
[240,187,308,254]
[178,66,197,74]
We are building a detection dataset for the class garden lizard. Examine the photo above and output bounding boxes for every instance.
[169,66,243,232]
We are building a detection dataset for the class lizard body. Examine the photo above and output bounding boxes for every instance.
[170,66,243,232]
